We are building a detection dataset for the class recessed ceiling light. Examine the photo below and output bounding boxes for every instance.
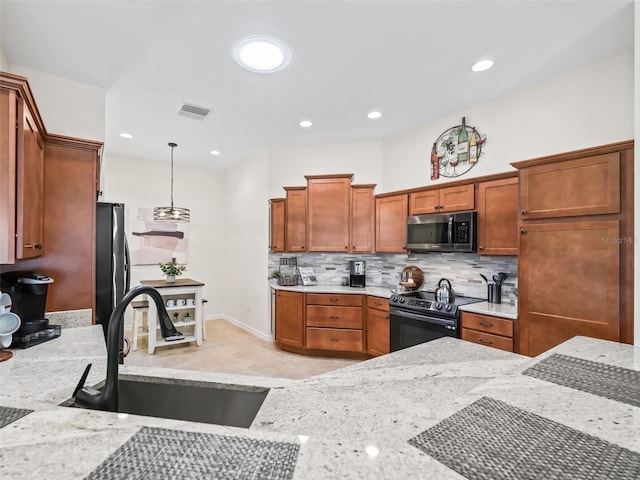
[471,59,494,72]
[210,150,221,156]
[367,111,382,119]
[120,133,133,139]
[299,120,312,128]
[233,36,291,73]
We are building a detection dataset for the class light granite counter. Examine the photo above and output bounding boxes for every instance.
[271,283,393,299]
[459,300,518,319]
[1,322,638,479]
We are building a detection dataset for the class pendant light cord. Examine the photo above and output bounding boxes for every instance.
[169,142,177,209]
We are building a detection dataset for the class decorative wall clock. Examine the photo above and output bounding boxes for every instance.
[430,117,486,180]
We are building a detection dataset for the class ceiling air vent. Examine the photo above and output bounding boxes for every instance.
[178,103,211,121]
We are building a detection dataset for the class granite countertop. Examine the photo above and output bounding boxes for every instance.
[1,324,638,479]
[459,301,518,319]
[271,283,393,299]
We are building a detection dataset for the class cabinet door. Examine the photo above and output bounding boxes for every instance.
[519,153,620,219]
[275,290,304,348]
[518,220,620,356]
[34,141,98,312]
[285,187,306,252]
[409,189,439,215]
[477,177,518,255]
[375,194,408,252]
[439,184,475,212]
[351,185,374,253]
[0,89,18,263]
[269,198,285,252]
[366,307,389,356]
[307,176,351,252]
[16,106,44,260]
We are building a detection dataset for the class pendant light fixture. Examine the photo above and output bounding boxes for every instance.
[153,142,190,222]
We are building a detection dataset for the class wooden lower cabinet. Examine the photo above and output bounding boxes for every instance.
[366,296,389,356]
[461,312,514,353]
[306,327,363,352]
[518,220,621,356]
[275,290,304,348]
[305,293,363,353]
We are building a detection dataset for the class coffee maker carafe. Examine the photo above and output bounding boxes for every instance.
[349,261,366,288]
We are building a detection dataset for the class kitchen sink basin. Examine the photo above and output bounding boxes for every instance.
[61,375,269,428]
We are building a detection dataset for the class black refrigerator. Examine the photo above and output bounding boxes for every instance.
[95,202,130,350]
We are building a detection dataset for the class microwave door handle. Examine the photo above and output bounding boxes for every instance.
[447,216,454,244]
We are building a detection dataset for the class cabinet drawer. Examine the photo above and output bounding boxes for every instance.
[306,327,363,352]
[461,328,513,352]
[306,306,362,329]
[461,312,513,337]
[366,296,389,312]
[306,293,363,307]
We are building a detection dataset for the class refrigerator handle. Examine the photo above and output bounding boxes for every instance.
[124,234,131,294]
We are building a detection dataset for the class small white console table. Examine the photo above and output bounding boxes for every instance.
[140,278,204,354]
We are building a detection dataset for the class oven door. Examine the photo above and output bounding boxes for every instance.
[389,306,458,352]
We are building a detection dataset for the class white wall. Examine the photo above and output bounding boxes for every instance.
[0,46,9,72]
[268,140,384,197]
[220,149,272,339]
[101,154,225,324]
[10,65,105,142]
[381,53,634,193]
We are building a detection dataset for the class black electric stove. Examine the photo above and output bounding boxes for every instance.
[388,291,483,351]
[389,291,483,318]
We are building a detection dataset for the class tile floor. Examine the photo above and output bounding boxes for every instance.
[124,319,360,379]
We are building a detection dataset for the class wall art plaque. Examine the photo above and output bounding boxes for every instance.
[431,117,486,180]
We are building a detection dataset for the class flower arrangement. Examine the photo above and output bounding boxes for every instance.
[159,258,186,281]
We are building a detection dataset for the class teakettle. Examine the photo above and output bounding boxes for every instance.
[435,278,455,303]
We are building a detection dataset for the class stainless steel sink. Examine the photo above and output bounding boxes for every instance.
[62,375,269,428]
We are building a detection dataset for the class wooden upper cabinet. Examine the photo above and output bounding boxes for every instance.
[351,184,375,253]
[269,198,285,252]
[1,75,46,264]
[476,177,518,255]
[306,174,352,252]
[518,220,621,356]
[284,186,307,252]
[439,184,475,212]
[518,152,620,219]
[409,184,474,215]
[16,107,44,260]
[409,189,439,214]
[375,193,408,252]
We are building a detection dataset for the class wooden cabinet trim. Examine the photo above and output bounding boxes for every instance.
[511,140,633,169]
[375,171,517,199]
[305,173,354,181]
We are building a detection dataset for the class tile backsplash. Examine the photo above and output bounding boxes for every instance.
[269,252,518,304]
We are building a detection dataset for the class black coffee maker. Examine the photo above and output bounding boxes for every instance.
[349,261,366,288]
[0,271,58,348]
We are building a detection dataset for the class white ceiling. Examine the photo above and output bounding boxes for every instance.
[0,1,634,170]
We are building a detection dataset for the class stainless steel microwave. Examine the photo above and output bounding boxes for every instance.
[406,211,476,252]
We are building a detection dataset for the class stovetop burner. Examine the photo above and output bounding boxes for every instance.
[389,291,483,317]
